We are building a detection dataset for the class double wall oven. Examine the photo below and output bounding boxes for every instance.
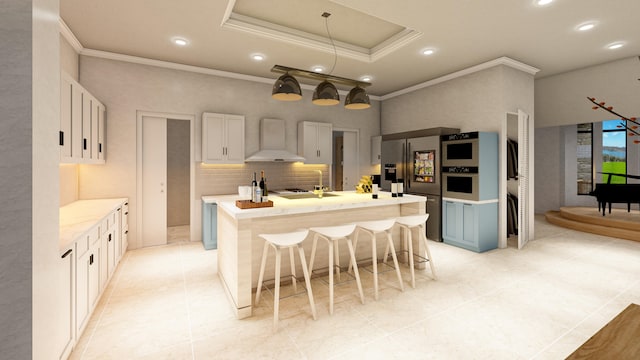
[441,132,482,201]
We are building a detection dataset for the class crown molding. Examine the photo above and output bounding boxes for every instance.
[59,18,83,53]
[79,49,382,100]
[221,11,421,63]
[380,56,540,100]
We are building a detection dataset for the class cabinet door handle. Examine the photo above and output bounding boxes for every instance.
[90,254,94,265]
[108,233,112,242]
[59,131,64,146]
[124,212,128,215]
[61,249,72,259]
[99,143,102,153]
[125,230,129,234]
[83,138,87,150]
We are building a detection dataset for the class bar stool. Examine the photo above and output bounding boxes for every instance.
[392,214,437,288]
[255,229,317,329]
[350,219,404,300]
[308,224,365,314]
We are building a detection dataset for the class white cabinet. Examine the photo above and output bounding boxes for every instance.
[60,72,106,164]
[298,121,332,164]
[63,199,127,358]
[56,245,75,360]
[75,225,100,338]
[371,135,381,165]
[202,112,245,164]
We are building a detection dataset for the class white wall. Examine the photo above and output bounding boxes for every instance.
[534,57,640,213]
[382,65,535,134]
[0,0,62,358]
[77,56,380,249]
[1,2,34,357]
[535,56,640,128]
[60,34,78,81]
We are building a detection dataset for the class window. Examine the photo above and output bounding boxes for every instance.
[602,119,627,183]
[576,123,593,195]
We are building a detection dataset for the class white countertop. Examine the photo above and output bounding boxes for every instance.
[59,198,128,252]
[206,191,427,220]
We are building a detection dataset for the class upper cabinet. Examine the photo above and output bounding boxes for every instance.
[202,112,245,164]
[371,135,381,165]
[60,72,106,164]
[298,121,332,164]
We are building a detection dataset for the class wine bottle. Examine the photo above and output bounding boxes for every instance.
[251,172,258,202]
[259,170,268,202]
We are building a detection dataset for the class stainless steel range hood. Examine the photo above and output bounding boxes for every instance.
[245,118,305,162]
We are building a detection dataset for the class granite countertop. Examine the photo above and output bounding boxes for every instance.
[59,198,128,253]
[209,191,426,220]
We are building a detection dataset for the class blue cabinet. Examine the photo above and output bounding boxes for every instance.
[443,199,498,252]
[202,202,217,250]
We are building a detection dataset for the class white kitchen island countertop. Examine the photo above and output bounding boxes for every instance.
[211,191,427,220]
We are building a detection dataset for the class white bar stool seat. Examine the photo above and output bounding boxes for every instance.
[351,219,404,300]
[394,214,437,288]
[308,224,365,314]
[255,229,317,329]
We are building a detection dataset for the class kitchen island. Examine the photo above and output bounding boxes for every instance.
[207,191,426,318]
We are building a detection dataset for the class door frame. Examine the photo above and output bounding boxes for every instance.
[136,111,196,248]
[500,110,534,249]
[332,127,360,190]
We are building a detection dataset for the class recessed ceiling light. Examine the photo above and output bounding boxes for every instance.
[251,54,265,61]
[607,42,624,50]
[173,38,189,46]
[312,66,325,73]
[536,0,553,6]
[360,75,372,82]
[421,49,435,56]
[577,22,596,31]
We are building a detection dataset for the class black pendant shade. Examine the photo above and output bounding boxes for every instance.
[272,73,302,101]
[312,80,340,106]
[344,86,371,110]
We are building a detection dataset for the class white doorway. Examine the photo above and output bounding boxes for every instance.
[332,128,359,191]
[136,111,196,248]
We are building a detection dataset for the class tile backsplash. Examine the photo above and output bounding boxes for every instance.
[197,162,330,197]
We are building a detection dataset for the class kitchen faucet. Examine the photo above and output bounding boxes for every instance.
[313,170,327,198]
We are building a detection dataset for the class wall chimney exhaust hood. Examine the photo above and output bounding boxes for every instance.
[245,118,306,162]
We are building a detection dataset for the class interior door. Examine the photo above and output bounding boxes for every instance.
[342,131,358,191]
[142,116,167,247]
[517,109,532,249]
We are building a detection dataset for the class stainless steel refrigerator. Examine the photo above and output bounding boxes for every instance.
[381,128,459,241]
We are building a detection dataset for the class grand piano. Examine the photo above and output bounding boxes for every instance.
[589,172,640,216]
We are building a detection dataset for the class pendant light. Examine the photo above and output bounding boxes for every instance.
[272,72,302,101]
[271,12,371,109]
[344,86,371,110]
[312,12,340,106]
[312,80,340,105]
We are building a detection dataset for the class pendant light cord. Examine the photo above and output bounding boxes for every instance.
[323,12,337,76]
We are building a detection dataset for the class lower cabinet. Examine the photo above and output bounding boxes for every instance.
[60,198,128,360]
[57,245,75,360]
[202,202,217,250]
[442,199,498,252]
[76,227,101,337]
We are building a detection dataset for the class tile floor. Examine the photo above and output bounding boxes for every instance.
[69,215,640,359]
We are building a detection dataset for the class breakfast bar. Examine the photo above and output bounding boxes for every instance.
[209,191,426,318]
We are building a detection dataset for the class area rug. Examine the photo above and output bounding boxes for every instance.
[566,303,640,359]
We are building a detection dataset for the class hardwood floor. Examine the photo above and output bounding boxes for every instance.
[545,207,640,242]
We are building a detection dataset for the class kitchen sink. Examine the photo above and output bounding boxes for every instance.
[276,192,340,200]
